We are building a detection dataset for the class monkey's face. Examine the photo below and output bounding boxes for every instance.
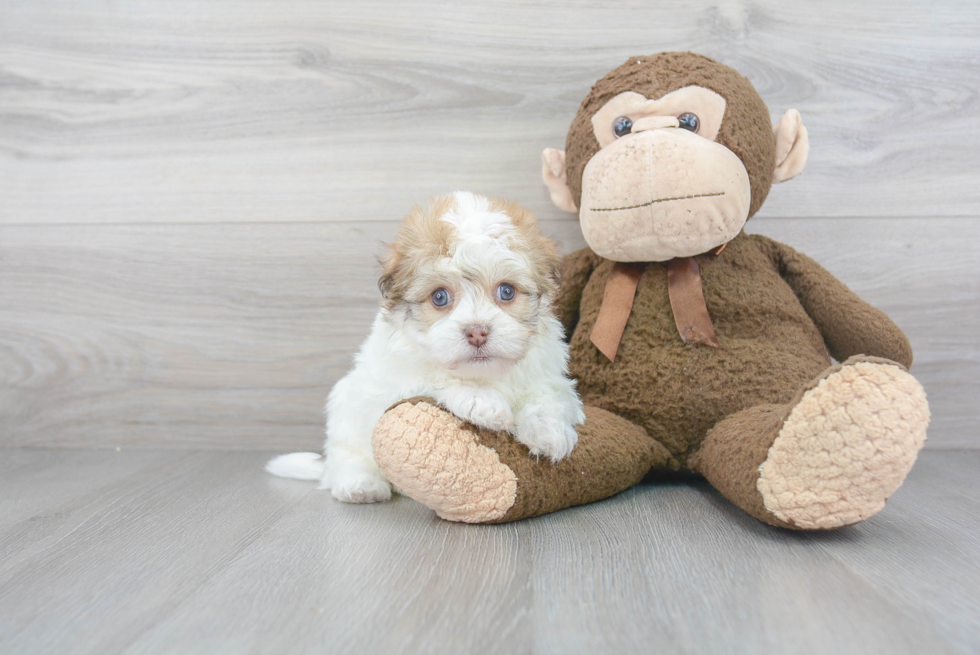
[542,53,809,262]
[578,86,750,262]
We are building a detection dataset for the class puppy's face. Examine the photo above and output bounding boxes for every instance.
[379,192,561,379]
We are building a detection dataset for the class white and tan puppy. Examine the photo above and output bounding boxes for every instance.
[266,192,585,503]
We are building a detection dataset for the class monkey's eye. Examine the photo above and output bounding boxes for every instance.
[431,288,451,307]
[496,283,516,302]
[678,113,700,132]
[612,116,633,138]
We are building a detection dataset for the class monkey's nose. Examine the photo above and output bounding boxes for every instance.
[631,115,681,133]
[464,325,490,347]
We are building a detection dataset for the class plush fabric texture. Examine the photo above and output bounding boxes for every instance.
[482,404,671,522]
[560,233,914,467]
[778,245,913,367]
[772,109,809,183]
[690,356,927,529]
[689,401,799,528]
[757,358,929,529]
[565,52,775,219]
[589,88,727,148]
[577,124,752,261]
[374,398,670,523]
[541,148,577,213]
[373,398,518,523]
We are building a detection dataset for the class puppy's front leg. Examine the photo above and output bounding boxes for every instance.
[433,386,514,432]
[322,444,392,504]
[513,392,584,462]
[323,375,392,504]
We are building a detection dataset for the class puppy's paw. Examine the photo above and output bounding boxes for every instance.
[329,470,392,504]
[437,387,514,432]
[465,394,515,432]
[516,412,579,462]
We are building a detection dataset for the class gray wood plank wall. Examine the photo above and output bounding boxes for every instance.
[2,0,978,449]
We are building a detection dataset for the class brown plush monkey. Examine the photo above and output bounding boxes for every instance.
[371,52,930,530]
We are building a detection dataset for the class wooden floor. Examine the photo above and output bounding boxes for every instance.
[0,448,976,655]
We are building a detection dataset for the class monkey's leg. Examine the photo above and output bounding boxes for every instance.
[372,399,671,523]
[689,356,930,530]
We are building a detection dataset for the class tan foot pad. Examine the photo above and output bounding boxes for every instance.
[372,400,518,523]
[758,361,929,529]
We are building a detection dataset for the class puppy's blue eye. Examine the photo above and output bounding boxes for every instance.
[613,116,633,137]
[496,283,516,302]
[431,288,450,307]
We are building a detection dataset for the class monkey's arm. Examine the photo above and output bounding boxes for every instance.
[556,247,602,341]
[768,237,913,368]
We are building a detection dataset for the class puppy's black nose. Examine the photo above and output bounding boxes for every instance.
[465,325,490,348]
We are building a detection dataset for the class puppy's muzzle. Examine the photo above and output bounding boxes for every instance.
[464,325,490,348]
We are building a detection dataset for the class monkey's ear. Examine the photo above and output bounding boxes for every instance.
[541,148,578,213]
[772,109,809,184]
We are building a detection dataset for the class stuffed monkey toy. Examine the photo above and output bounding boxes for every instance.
[371,52,930,530]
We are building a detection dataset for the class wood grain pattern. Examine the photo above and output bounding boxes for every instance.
[1,217,975,450]
[1,0,979,225]
[0,449,975,654]
[813,451,980,655]
[0,451,313,654]
[526,483,954,654]
[0,449,186,531]
[125,482,533,655]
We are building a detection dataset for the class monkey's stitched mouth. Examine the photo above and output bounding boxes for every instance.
[592,191,725,212]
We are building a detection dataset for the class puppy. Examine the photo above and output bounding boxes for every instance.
[266,191,586,503]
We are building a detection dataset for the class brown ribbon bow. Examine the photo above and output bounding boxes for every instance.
[590,244,726,362]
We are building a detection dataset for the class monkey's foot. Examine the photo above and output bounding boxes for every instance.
[757,358,930,529]
[372,398,668,523]
[373,399,518,522]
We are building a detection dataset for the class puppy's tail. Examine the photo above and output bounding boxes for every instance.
[265,452,325,481]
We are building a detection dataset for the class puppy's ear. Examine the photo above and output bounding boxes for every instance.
[536,234,563,295]
[377,243,402,301]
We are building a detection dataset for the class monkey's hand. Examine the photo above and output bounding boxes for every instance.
[772,237,913,368]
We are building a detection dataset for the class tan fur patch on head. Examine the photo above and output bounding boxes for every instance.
[378,196,456,309]
[485,196,562,297]
[378,194,561,310]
